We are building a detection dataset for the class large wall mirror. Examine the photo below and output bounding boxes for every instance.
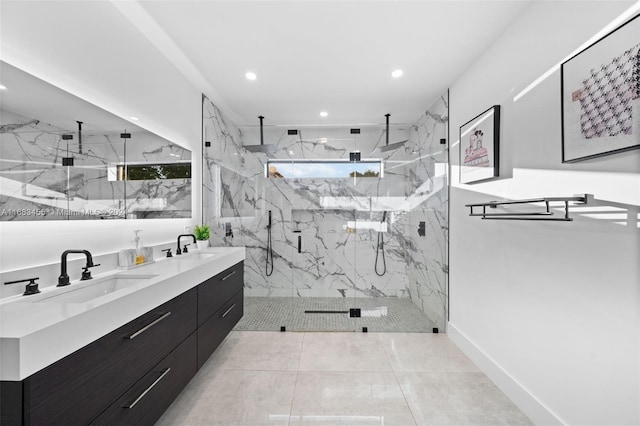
[0,61,191,221]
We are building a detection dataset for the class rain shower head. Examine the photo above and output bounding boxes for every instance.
[377,139,408,152]
[374,113,407,153]
[244,144,279,154]
[244,115,278,154]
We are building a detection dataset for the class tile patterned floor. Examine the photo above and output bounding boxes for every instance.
[235,297,436,332]
[156,331,532,425]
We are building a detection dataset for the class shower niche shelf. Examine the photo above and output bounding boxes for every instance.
[466,194,590,221]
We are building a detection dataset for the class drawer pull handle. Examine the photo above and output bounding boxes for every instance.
[127,312,172,340]
[221,303,236,318]
[221,270,237,281]
[124,367,171,409]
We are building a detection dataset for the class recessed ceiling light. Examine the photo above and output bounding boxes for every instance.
[391,69,403,78]
[320,111,328,117]
[245,72,257,81]
[0,84,7,90]
[130,116,139,121]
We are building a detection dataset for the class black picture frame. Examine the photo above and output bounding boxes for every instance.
[561,14,640,163]
[459,105,500,184]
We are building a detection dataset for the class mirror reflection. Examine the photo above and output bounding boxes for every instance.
[0,61,191,221]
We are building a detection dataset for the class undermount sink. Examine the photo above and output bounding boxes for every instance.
[174,252,216,261]
[35,274,158,304]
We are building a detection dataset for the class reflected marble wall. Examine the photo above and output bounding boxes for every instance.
[0,109,191,220]
[202,93,448,329]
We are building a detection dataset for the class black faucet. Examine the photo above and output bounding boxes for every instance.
[58,250,99,286]
[176,234,196,255]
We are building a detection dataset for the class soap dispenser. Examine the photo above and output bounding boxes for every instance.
[133,230,145,265]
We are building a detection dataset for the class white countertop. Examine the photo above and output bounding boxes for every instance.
[0,247,245,381]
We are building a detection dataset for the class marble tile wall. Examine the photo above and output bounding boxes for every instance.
[202,94,448,329]
[0,109,191,220]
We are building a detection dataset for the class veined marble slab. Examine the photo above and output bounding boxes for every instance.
[202,93,449,329]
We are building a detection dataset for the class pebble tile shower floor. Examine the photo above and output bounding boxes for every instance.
[234,297,436,332]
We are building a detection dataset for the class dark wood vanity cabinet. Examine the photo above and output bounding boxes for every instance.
[197,261,244,369]
[0,261,244,426]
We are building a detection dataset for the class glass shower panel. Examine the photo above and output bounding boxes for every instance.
[72,136,126,219]
[289,207,357,332]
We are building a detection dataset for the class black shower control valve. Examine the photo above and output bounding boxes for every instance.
[440,138,446,145]
[418,221,426,237]
[4,277,42,296]
[287,129,298,135]
[162,248,173,258]
[205,141,211,147]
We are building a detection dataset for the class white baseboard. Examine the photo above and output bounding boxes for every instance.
[447,322,565,426]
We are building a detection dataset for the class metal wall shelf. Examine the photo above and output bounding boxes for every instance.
[466,195,589,221]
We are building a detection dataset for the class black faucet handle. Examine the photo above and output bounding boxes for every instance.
[162,248,173,258]
[183,243,191,254]
[24,278,41,295]
[81,263,100,281]
[4,277,42,296]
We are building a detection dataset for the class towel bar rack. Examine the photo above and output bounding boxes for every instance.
[465,195,589,221]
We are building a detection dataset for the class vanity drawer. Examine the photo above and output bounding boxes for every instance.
[24,287,197,426]
[197,261,243,325]
[92,332,197,426]
[197,289,243,369]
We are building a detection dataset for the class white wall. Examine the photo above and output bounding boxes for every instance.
[0,1,202,272]
[448,1,640,425]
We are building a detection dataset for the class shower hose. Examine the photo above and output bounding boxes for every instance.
[266,220,274,276]
[375,212,387,276]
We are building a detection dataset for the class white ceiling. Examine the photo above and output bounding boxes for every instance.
[134,0,532,127]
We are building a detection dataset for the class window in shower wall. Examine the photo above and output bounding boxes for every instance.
[266,159,383,179]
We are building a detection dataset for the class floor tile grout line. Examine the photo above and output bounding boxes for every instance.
[380,334,420,426]
[286,332,304,425]
[392,368,420,426]
[287,370,300,426]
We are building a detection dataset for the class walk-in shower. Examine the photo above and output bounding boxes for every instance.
[202,93,449,334]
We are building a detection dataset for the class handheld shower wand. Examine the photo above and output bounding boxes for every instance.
[266,210,274,276]
[375,211,387,276]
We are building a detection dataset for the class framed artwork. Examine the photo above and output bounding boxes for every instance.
[561,14,640,163]
[459,105,500,184]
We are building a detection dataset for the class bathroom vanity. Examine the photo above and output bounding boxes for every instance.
[0,247,244,425]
